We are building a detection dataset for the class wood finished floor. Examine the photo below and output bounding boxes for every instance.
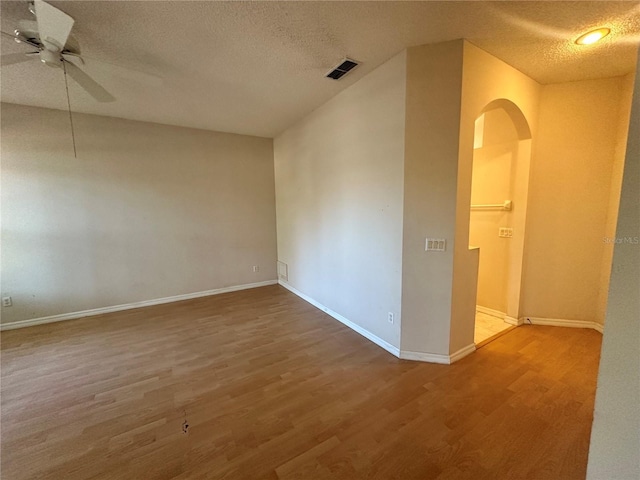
[1,285,602,480]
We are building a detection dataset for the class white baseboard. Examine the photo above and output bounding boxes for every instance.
[504,315,523,326]
[478,310,601,331]
[449,343,477,363]
[400,343,476,365]
[399,350,449,364]
[525,317,604,333]
[277,280,401,357]
[0,280,278,331]
[278,281,478,365]
[476,306,525,326]
[476,305,506,319]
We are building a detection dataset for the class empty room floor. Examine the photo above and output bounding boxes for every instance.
[474,311,513,345]
[1,285,602,479]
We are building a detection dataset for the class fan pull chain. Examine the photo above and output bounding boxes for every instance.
[62,61,78,158]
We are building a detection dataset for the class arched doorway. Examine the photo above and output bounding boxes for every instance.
[470,99,532,344]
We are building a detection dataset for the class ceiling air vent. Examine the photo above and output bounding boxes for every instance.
[325,58,359,80]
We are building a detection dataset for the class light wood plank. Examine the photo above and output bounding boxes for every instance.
[1,285,601,479]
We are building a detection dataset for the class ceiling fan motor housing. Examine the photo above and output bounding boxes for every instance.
[40,48,60,67]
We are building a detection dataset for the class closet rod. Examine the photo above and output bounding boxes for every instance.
[470,200,512,211]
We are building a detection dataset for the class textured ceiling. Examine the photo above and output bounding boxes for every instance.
[1,1,639,138]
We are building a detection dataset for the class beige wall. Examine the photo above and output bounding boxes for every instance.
[400,40,464,356]
[0,103,277,325]
[470,108,520,314]
[587,57,639,480]
[521,76,633,324]
[274,51,407,348]
[453,41,541,352]
[596,72,636,325]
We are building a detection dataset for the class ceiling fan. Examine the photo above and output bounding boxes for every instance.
[1,0,116,102]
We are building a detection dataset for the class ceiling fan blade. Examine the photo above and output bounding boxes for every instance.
[62,52,84,65]
[34,0,74,52]
[78,56,164,88]
[1,52,38,66]
[63,60,115,103]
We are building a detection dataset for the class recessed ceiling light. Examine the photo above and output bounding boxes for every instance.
[575,28,611,45]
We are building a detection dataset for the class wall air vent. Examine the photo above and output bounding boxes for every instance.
[325,58,359,80]
[277,261,288,281]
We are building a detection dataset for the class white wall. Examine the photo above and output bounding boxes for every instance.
[401,40,464,357]
[0,103,277,325]
[470,108,521,314]
[596,73,635,325]
[587,58,639,480]
[454,41,541,352]
[522,76,633,325]
[273,52,407,349]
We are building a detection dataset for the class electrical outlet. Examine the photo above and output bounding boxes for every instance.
[252,265,259,273]
[2,296,12,307]
[388,312,394,324]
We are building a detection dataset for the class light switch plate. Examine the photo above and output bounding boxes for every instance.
[426,238,446,252]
